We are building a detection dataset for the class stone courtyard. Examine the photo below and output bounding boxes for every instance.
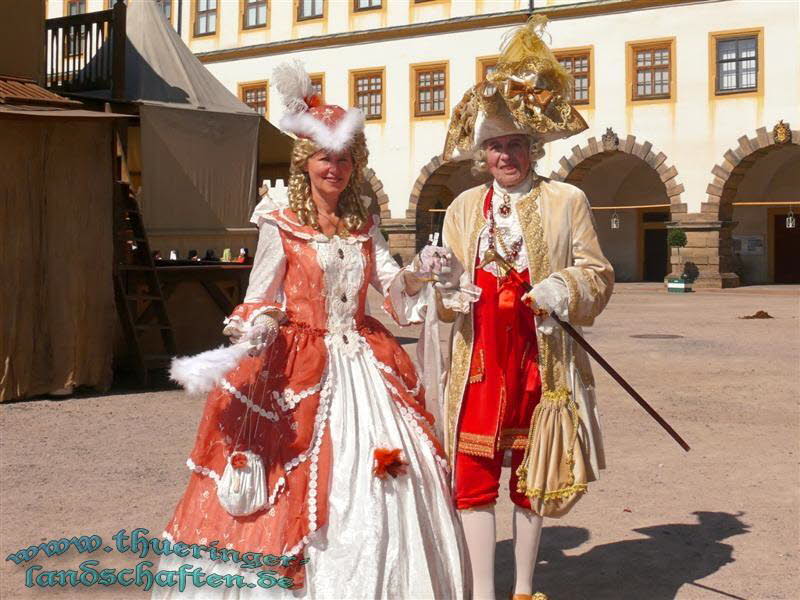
[1,284,798,599]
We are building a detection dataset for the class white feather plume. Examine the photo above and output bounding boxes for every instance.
[273,60,314,114]
[278,108,365,151]
[170,344,250,396]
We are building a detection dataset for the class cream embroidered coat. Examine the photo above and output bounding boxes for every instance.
[442,179,614,517]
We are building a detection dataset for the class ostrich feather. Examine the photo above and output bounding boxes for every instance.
[170,344,250,396]
[273,60,314,113]
[498,15,573,97]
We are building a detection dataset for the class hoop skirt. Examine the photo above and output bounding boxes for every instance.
[153,208,467,599]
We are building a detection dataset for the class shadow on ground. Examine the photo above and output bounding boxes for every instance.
[495,511,749,600]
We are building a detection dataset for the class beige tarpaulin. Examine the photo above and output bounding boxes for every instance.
[80,0,289,231]
[0,119,115,402]
[139,104,260,230]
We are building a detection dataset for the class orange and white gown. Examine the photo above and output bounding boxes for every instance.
[154,207,467,599]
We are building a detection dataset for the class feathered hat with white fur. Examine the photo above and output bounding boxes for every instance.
[273,60,365,152]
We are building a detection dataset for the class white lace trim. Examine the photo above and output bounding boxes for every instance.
[245,306,273,326]
[373,357,422,397]
[397,402,451,473]
[187,457,221,482]
[271,383,322,411]
[261,209,373,244]
[314,235,366,357]
[358,343,448,472]
[220,378,280,423]
[284,368,333,557]
[478,185,532,276]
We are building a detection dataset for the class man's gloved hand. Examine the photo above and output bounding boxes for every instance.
[522,278,569,335]
[521,278,562,316]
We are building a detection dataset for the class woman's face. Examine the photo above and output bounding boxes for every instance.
[306,149,354,199]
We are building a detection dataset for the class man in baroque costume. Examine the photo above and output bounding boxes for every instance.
[437,16,614,600]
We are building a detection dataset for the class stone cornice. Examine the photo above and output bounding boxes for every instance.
[196,0,706,64]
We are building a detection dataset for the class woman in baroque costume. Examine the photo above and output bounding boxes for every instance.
[152,62,469,599]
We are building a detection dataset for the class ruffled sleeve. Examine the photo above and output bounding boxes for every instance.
[367,216,427,325]
[223,219,287,338]
[551,189,614,327]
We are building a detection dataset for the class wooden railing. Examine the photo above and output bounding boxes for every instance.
[45,0,126,99]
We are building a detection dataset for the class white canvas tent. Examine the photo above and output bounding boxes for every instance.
[82,0,292,234]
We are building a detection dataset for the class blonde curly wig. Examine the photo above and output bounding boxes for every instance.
[471,135,545,177]
[287,134,370,234]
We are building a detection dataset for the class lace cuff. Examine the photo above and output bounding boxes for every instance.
[437,282,481,314]
[382,268,428,326]
[223,303,285,342]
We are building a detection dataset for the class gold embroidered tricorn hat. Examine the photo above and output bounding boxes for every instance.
[443,15,588,160]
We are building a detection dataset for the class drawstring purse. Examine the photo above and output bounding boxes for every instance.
[215,340,279,517]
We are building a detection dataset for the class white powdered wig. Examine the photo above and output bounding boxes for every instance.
[273,59,314,113]
[170,344,249,396]
[278,108,365,152]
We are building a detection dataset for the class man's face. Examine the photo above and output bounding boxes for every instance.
[484,134,532,188]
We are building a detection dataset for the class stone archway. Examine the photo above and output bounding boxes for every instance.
[549,127,687,215]
[361,167,390,220]
[710,121,800,284]
[549,128,686,282]
[392,154,489,261]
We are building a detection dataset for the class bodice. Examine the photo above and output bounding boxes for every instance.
[281,225,374,334]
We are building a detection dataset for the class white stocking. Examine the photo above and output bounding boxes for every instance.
[459,506,496,600]
[512,506,544,596]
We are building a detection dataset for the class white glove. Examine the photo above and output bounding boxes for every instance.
[522,278,568,335]
[222,317,247,344]
[414,244,445,273]
[245,314,280,356]
[433,247,465,291]
[412,245,463,290]
[522,279,562,314]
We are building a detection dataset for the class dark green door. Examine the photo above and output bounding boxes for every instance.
[644,228,668,282]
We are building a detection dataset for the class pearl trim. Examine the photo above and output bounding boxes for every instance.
[272,383,322,412]
[186,458,220,482]
[220,378,279,423]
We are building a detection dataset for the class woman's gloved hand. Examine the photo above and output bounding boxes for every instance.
[245,314,280,356]
[222,313,280,355]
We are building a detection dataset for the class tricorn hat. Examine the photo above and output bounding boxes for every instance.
[443,15,588,160]
[273,60,365,152]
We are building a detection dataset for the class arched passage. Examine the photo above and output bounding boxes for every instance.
[710,122,800,284]
[407,154,489,251]
[361,167,390,220]
[550,129,685,282]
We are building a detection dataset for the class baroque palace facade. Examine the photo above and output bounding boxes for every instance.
[48,0,800,286]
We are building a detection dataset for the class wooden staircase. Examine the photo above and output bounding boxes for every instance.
[113,182,176,384]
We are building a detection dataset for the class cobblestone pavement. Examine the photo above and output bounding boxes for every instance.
[1,284,798,599]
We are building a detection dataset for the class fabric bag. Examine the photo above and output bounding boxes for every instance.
[216,450,267,516]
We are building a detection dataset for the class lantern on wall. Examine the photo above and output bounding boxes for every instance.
[610,211,621,230]
[786,206,796,229]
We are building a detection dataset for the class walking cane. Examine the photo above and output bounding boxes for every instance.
[477,248,691,452]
